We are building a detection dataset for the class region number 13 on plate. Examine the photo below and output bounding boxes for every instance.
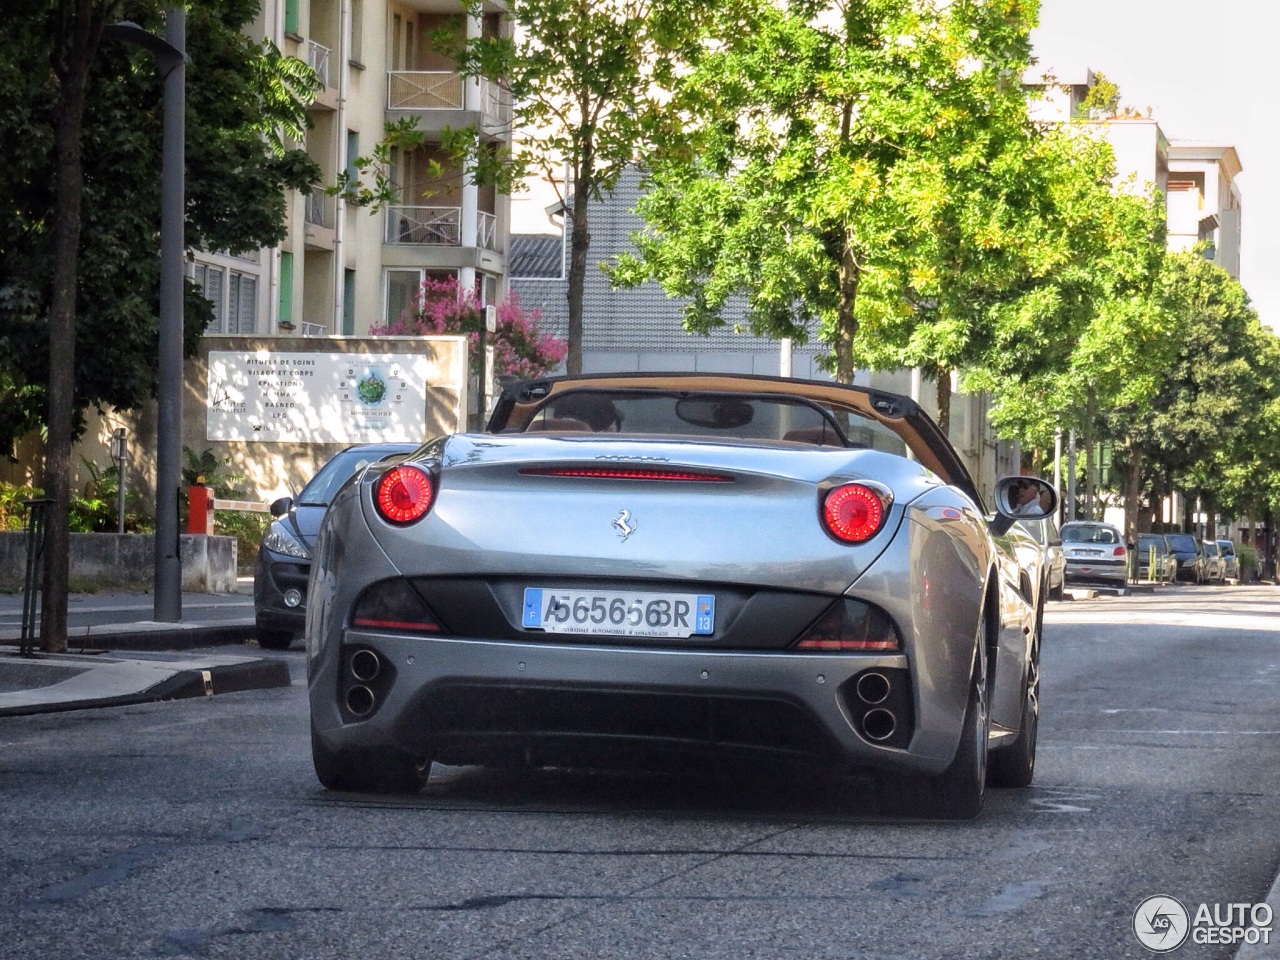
[522,588,715,639]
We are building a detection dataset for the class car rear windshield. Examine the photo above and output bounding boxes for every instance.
[523,389,909,456]
[1166,534,1198,551]
[1062,525,1119,544]
[1137,536,1168,553]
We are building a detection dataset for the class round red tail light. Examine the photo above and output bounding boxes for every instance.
[375,465,434,525]
[822,483,886,544]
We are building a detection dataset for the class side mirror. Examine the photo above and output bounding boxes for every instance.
[269,496,293,518]
[990,476,1058,536]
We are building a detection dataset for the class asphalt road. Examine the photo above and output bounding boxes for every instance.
[0,585,1277,959]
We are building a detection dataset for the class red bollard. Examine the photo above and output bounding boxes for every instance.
[187,484,215,534]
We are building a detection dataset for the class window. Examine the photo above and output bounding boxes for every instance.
[346,130,360,182]
[343,268,356,335]
[350,0,363,62]
[279,252,294,326]
[192,259,259,334]
[384,268,453,327]
[228,271,258,334]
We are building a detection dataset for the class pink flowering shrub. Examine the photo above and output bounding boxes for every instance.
[372,275,566,379]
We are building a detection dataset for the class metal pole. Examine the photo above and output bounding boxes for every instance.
[780,338,792,378]
[154,5,185,622]
[1053,427,1062,504]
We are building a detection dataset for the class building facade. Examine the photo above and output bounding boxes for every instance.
[189,0,513,341]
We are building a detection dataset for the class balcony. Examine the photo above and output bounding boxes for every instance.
[385,206,500,253]
[304,191,335,250]
[387,72,510,128]
[476,211,498,252]
[305,191,333,229]
[388,71,464,111]
[307,40,331,89]
[387,205,461,246]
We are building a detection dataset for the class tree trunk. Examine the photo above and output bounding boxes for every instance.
[935,368,952,437]
[565,162,592,375]
[834,236,860,384]
[41,3,102,653]
[1121,440,1141,544]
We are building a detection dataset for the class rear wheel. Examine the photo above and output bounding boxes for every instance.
[989,604,1041,789]
[311,724,432,794]
[936,633,988,820]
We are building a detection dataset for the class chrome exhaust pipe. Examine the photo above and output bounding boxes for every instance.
[349,649,382,683]
[345,685,377,717]
[861,708,897,742]
[856,672,891,705]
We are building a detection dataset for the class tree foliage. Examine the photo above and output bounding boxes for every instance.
[451,0,712,373]
[613,0,1042,393]
[0,0,321,451]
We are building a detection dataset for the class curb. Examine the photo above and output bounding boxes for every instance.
[0,656,292,718]
[0,619,258,652]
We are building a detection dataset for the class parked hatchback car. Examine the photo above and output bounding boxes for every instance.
[308,372,1058,819]
[1060,521,1128,593]
[1135,533,1175,583]
[1201,540,1226,584]
[1217,539,1241,583]
[254,443,417,649]
[1164,533,1206,583]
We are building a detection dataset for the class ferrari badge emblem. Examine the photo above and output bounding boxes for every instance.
[612,509,637,542]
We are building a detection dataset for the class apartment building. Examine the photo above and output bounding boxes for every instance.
[190,0,513,340]
[1166,143,1243,278]
[1025,67,1242,266]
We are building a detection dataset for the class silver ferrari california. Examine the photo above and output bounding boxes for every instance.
[306,373,1055,818]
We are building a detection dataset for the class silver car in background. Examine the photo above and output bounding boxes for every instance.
[1217,539,1242,583]
[1061,520,1129,593]
[306,373,1057,819]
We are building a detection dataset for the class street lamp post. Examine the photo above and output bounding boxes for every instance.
[103,12,186,621]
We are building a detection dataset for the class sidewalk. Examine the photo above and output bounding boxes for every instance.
[0,580,292,717]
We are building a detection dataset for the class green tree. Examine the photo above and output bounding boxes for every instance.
[451,0,712,374]
[1131,252,1275,536]
[0,0,319,651]
[613,0,1041,395]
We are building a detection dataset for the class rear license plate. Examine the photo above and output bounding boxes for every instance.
[522,588,714,638]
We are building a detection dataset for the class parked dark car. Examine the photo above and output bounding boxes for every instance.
[254,443,418,649]
[1165,533,1205,584]
[1135,533,1175,583]
[1060,521,1128,593]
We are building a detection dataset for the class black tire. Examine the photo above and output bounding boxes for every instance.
[989,603,1041,789]
[311,724,432,794]
[1048,581,1064,601]
[936,638,989,820]
[256,629,295,650]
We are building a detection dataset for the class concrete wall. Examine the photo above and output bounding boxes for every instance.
[0,533,237,594]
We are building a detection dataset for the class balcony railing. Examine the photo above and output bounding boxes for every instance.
[300,321,327,336]
[307,40,331,89]
[387,71,464,110]
[304,191,332,229]
[387,205,462,245]
[476,211,498,252]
